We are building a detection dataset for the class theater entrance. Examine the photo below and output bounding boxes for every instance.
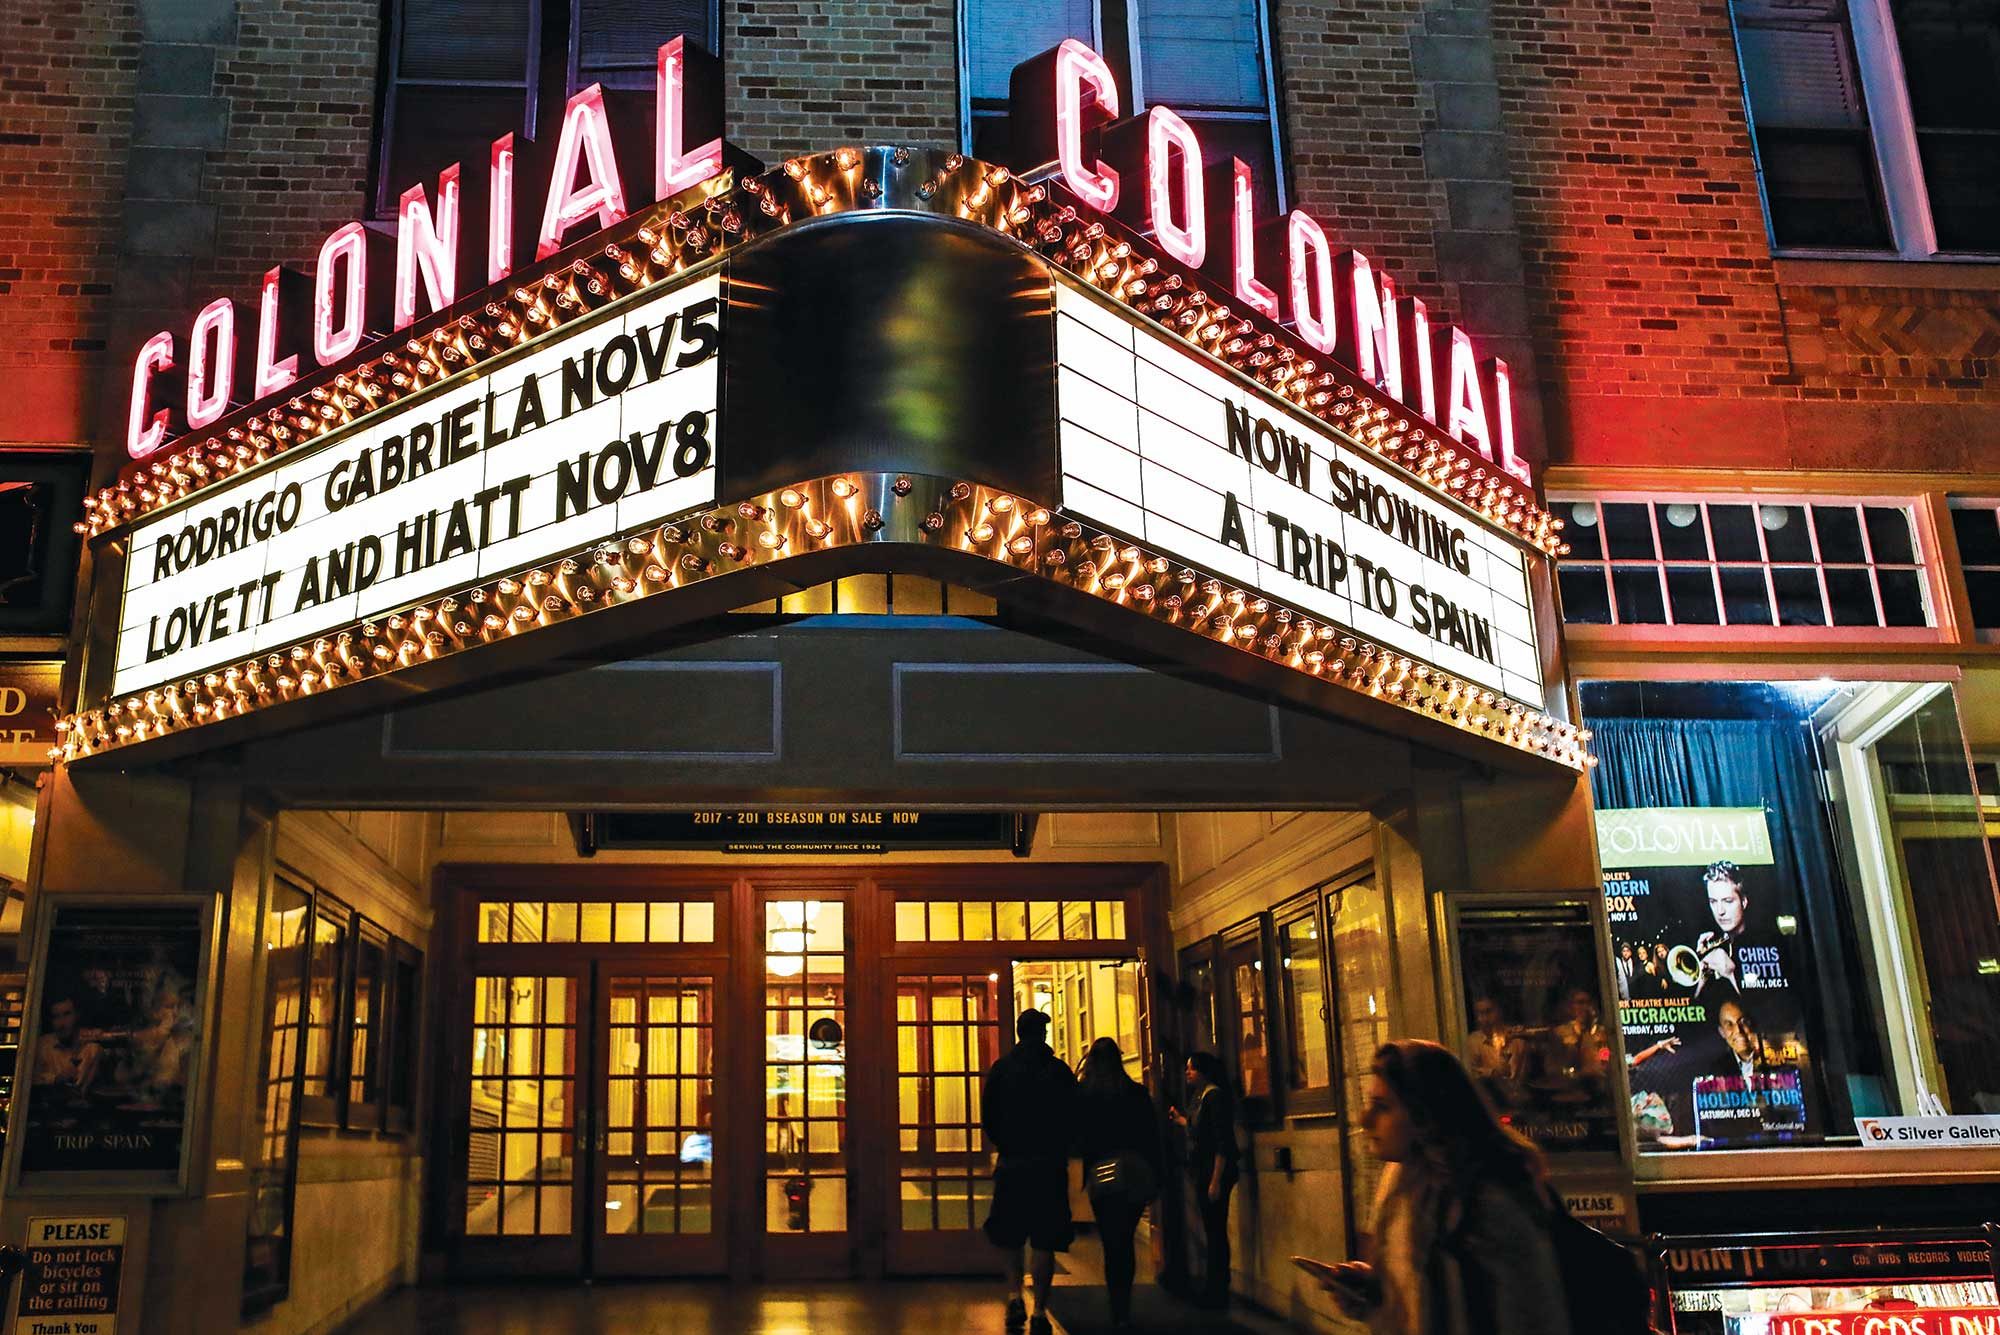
[437,864,1162,1281]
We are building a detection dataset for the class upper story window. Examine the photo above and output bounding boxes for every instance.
[1556,496,1930,629]
[1888,0,2000,251]
[376,0,717,215]
[961,0,1286,213]
[1727,0,2000,254]
[1947,498,2000,633]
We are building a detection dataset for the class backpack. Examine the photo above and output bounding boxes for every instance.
[1547,1202,1653,1335]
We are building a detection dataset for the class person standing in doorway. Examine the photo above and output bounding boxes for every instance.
[1303,1040,1570,1335]
[1168,1050,1239,1310]
[1077,1037,1162,1330]
[983,1009,1078,1335]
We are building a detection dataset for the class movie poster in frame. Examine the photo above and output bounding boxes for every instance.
[5,895,219,1195]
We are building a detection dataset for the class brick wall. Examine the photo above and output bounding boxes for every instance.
[196,0,378,298]
[726,0,959,164]
[0,1,141,446]
[1492,0,2000,472]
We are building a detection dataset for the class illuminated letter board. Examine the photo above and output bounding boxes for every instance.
[114,275,720,697]
[1054,278,1543,705]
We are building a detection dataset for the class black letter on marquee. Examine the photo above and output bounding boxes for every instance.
[1219,490,1250,555]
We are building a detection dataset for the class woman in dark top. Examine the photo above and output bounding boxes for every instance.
[1076,1038,1162,1329]
[1168,1050,1239,1310]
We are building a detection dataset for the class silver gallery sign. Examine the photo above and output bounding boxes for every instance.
[1054,278,1542,705]
[114,276,721,696]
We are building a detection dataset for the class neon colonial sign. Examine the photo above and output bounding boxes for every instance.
[123,38,1531,491]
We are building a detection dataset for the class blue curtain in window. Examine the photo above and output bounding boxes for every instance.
[1590,716,1879,1130]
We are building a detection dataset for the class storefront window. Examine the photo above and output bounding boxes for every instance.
[1584,679,2000,1153]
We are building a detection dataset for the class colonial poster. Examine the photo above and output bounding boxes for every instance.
[1596,807,1815,1150]
[15,903,209,1183]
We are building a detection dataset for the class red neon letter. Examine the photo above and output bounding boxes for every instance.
[1435,324,1492,452]
[256,266,301,400]
[314,222,369,367]
[538,84,628,261]
[127,330,175,459]
[1396,295,1437,421]
[1146,107,1205,266]
[1287,210,1336,355]
[490,135,516,284]
[185,297,235,429]
[1482,357,1531,483]
[1337,252,1402,401]
[1054,39,1119,212]
[1230,159,1278,320]
[395,165,461,330]
[657,37,722,198]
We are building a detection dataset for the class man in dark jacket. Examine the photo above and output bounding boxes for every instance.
[983,1009,1077,1335]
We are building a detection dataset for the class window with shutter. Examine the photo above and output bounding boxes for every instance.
[1729,0,1893,247]
[960,0,1286,211]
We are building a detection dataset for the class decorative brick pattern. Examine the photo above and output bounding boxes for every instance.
[1781,286,2000,389]
[727,0,959,164]
[0,2,142,445]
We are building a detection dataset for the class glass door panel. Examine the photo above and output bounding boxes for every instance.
[887,969,1003,1272]
[456,972,583,1275]
[763,899,849,1250]
[595,970,724,1274]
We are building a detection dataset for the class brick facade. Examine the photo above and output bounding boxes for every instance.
[0,1,141,446]
[726,0,958,164]
[1491,0,1999,472]
[1,0,1992,476]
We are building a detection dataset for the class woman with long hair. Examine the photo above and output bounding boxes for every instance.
[1166,1049,1239,1310]
[1306,1039,1569,1335]
[1075,1037,1161,1329]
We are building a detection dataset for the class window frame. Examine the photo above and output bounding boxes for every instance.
[298,895,353,1129]
[1219,914,1279,1125]
[1272,891,1336,1116]
[1727,0,1996,259]
[343,918,393,1132]
[1553,491,1946,641]
[0,448,92,637]
[1577,668,2000,1185]
[384,938,426,1135]
[241,875,314,1317]
[372,0,721,218]
[1946,497,2000,643]
[955,0,1292,213]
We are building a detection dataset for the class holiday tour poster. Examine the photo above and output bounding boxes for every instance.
[1596,807,1816,1150]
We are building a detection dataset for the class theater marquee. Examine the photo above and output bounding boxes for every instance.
[60,41,1586,771]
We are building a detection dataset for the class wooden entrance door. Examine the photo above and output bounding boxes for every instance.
[592,967,727,1275]
[454,968,588,1276]
[885,964,1005,1273]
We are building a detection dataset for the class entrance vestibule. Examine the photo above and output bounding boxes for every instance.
[438,864,1162,1281]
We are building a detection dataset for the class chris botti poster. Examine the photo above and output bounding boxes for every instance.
[1596,807,1815,1150]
